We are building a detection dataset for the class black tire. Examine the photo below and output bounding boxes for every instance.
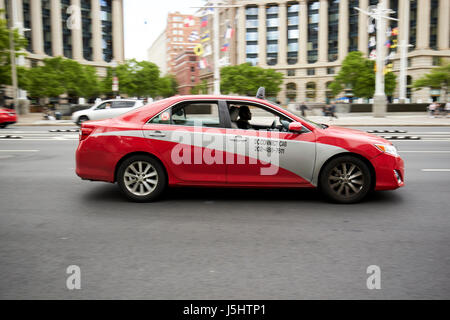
[0,123,6,129]
[76,116,89,126]
[117,155,167,202]
[319,155,372,204]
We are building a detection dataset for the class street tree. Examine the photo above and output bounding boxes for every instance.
[220,63,284,97]
[328,51,396,99]
[191,80,208,95]
[0,10,28,104]
[21,57,101,103]
[102,59,165,98]
[157,74,178,98]
[413,63,450,102]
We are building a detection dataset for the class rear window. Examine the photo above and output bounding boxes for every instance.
[112,101,136,108]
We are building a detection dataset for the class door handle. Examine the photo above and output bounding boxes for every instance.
[147,130,166,137]
[230,135,248,142]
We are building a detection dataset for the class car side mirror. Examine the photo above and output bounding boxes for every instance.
[288,122,303,133]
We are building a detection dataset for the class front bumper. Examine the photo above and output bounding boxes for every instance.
[0,114,17,126]
[371,153,405,190]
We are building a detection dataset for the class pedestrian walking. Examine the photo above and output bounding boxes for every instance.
[299,102,308,117]
[329,101,338,119]
[428,102,438,118]
[445,101,450,118]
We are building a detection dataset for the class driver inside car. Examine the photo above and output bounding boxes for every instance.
[236,106,252,130]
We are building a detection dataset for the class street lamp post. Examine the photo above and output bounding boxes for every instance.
[192,0,239,95]
[355,0,397,117]
[110,60,119,98]
[7,0,18,114]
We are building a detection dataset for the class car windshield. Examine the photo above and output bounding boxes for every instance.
[270,101,325,129]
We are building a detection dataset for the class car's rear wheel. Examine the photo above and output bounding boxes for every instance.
[0,123,6,129]
[319,155,372,204]
[76,116,89,126]
[117,155,166,202]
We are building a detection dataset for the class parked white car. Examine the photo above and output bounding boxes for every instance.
[72,99,144,125]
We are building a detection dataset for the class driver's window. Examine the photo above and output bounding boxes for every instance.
[227,102,291,131]
[95,102,110,110]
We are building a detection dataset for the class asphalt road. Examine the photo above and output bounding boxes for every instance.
[0,126,449,299]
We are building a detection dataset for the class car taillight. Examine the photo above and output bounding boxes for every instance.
[79,127,94,141]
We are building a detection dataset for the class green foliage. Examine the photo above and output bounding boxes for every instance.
[20,57,100,99]
[158,74,178,98]
[328,51,397,98]
[101,59,175,98]
[0,10,28,86]
[220,63,284,97]
[413,63,450,100]
[191,80,208,94]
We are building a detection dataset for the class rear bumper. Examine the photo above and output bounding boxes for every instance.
[371,153,405,191]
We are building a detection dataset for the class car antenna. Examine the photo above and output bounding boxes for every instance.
[256,87,265,100]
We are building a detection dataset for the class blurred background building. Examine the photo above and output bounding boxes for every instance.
[0,0,125,76]
[174,51,199,95]
[152,0,449,104]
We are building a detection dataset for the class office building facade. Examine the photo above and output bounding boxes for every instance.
[201,0,450,103]
[1,0,125,76]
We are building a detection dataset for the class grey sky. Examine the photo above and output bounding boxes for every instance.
[123,0,205,61]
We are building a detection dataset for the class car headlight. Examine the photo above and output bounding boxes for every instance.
[374,144,399,157]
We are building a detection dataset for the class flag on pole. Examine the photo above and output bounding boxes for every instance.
[199,58,209,69]
[201,7,214,16]
[220,43,229,52]
[188,31,199,42]
[184,16,195,27]
[203,44,212,56]
[224,24,234,39]
[201,31,210,42]
[201,16,208,27]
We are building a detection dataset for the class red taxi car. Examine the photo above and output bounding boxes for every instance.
[76,90,404,203]
[0,108,17,128]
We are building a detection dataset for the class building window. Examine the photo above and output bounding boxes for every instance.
[266,4,279,66]
[101,0,113,62]
[191,66,195,72]
[81,0,93,61]
[326,81,334,103]
[287,69,296,76]
[306,82,316,100]
[245,5,258,66]
[389,0,399,54]
[61,0,72,58]
[286,82,297,102]
[406,76,412,100]
[307,1,319,64]
[407,58,412,67]
[348,0,358,52]
[432,56,440,66]
[328,0,339,62]
[409,0,417,51]
[287,1,299,65]
[41,0,52,56]
[429,0,438,50]
[327,67,335,75]
[307,68,315,76]
[21,0,32,52]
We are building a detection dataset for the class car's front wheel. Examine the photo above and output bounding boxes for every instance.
[117,155,167,202]
[76,115,89,126]
[319,155,372,204]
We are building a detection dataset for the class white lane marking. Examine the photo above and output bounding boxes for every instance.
[421,169,450,172]
[0,149,39,152]
[400,151,450,153]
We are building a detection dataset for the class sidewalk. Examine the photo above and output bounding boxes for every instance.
[12,111,450,127]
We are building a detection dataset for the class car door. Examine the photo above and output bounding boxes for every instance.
[224,100,317,186]
[89,102,111,120]
[142,100,228,184]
